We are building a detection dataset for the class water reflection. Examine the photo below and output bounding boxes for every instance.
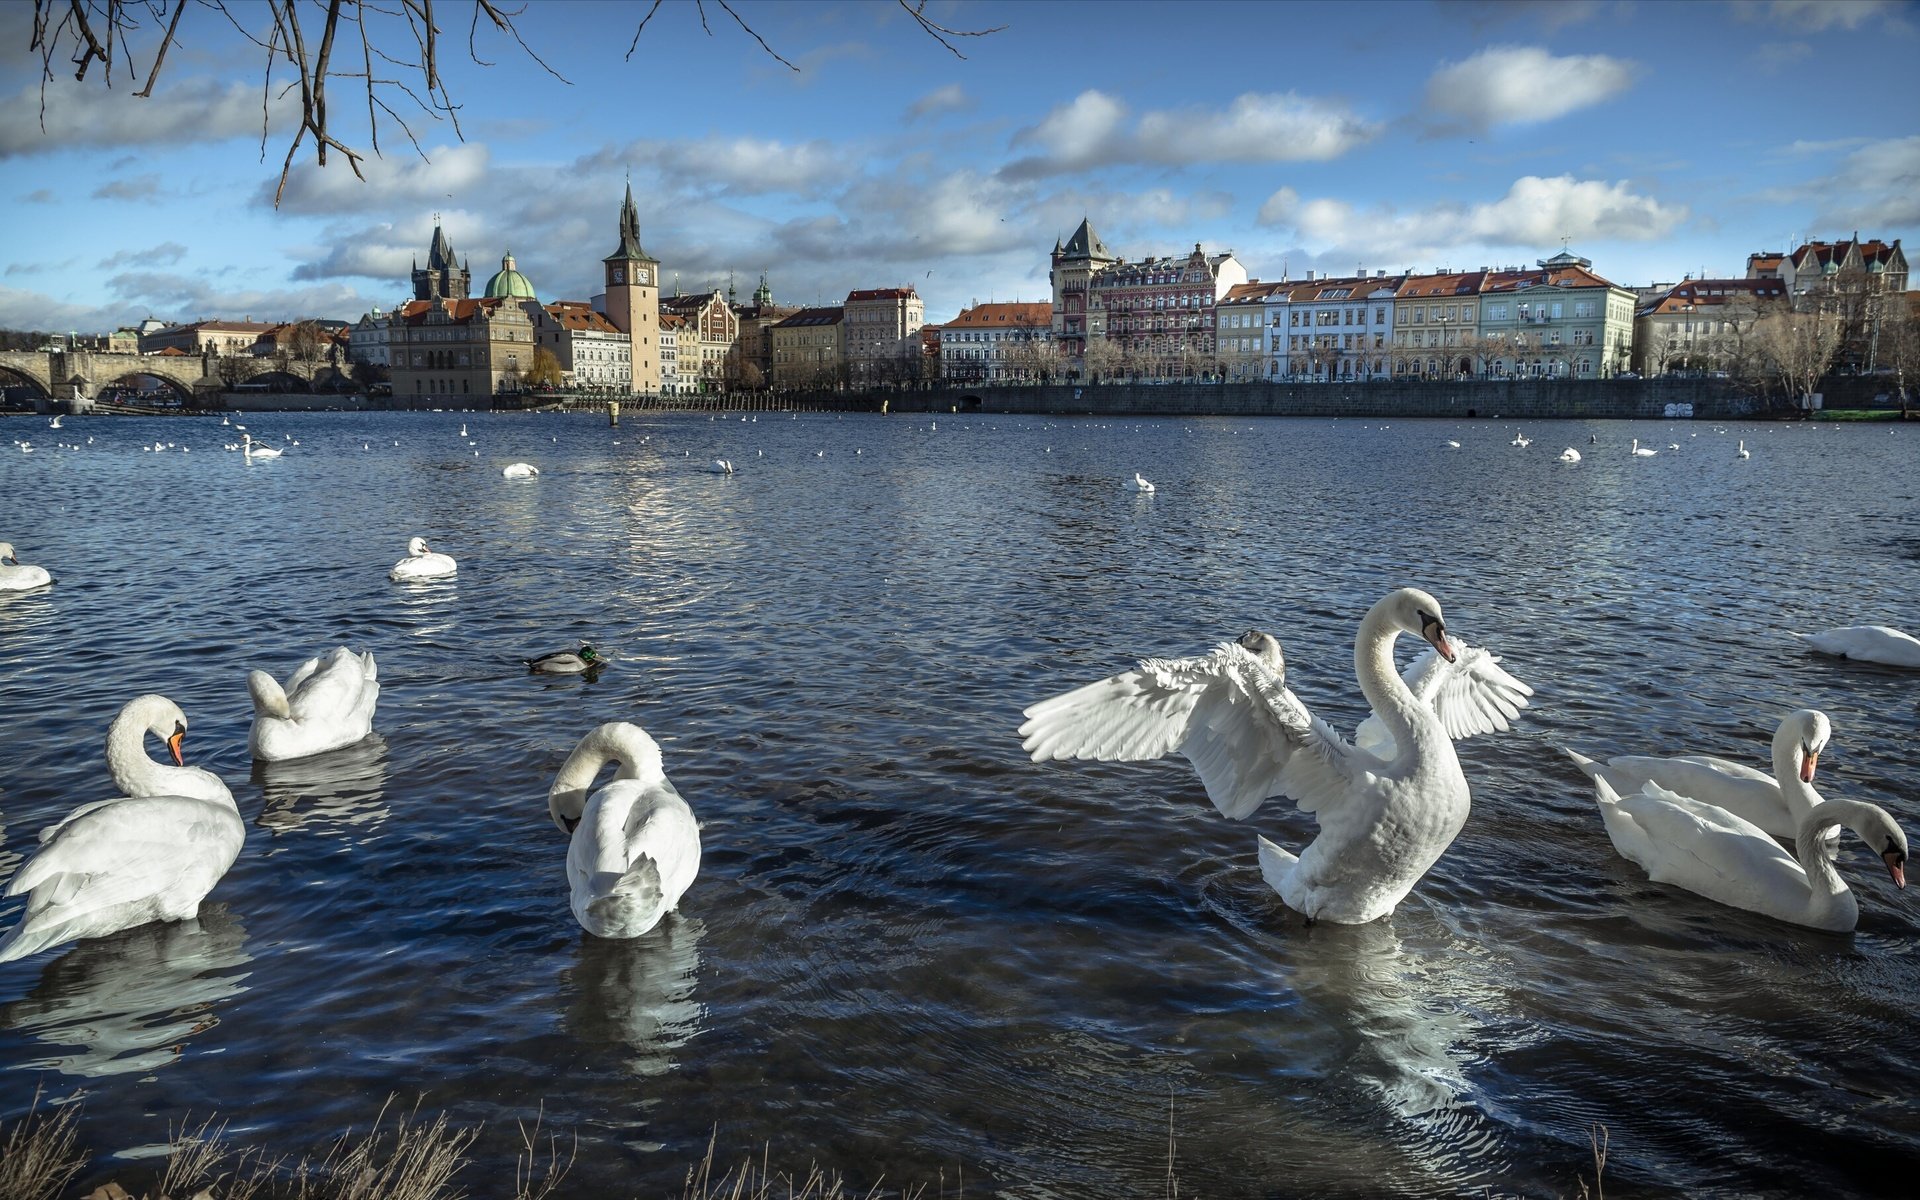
[252,734,391,843]
[563,915,705,1079]
[0,906,252,1079]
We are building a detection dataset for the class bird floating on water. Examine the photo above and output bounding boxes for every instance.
[1558,447,1581,463]
[389,536,457,582]
[1124,472,1155,493]
[526,643,603,674]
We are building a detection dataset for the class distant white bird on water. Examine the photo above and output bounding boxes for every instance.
[1630,439,1657,457]
[503,462,540,478]
[1737,440,1750,459]
[1124,472,1155,493]
[48,415,61,429]
[242,434,282,459]
[1559,447,1581,462]
[1510,433,1530,447]
[0,541,53,590]
[460,423,468,437]
[1445,439,1461,449]
[708,458,734,474]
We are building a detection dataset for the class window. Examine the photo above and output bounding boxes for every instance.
[1376,307,1386,324]
[1413,306,1425,323]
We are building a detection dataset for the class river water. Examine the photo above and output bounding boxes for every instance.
[1,409,1916,1197]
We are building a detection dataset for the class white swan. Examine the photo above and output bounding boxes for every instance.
[1630,438,1657,457]
[1589,777,1907,932]
[241,434,282,460]
[389,535,457,582]
[502,462,540,478]
[1796,625,1920,668]
[1510,434,1531,448]
[0,695,243,963]
[1558,447,1581,463]
[547,722,701,938]
[1124,472,1155,493]
[247,646,380,762]
[1444,440,1461,449]
[1020,589,1510,923]
[0,541,53,591]
[1566,710,1837,851]
[1737,440,1750,460]
[708,458,734,475]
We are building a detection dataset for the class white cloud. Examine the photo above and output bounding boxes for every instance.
[1736,0,1911,31]
[638,137,851,196]
[1810,135,1920,229]
[91,174,163,202]
[265,143,493,214]
[98,242,189,270]
[1425,45,1636,130]
[906,84,973,122]
[0,76,292,157]
[1257,175,1689,266]
[1004,89,1376,177]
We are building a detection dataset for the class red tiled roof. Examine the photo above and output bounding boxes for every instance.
[544,302,621,334]
[399,298,506,325]
[942,301,1052,328]
[152,345,191,356]
[1639,278,1788,317]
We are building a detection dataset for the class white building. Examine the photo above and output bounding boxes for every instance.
[937,301,1054,382]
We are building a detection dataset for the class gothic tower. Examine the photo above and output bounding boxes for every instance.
[412,221,471,302]
[602,182,661,394]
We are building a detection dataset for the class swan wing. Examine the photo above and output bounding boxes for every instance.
[1019,642,1358,820]
[7,797,240,911]
[1353,642,1533,754]
[1609,783,1812,907]
[1798,626,1920,667]
[286,647,376,723]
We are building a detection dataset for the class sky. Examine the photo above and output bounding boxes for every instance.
[1,0,1916,333]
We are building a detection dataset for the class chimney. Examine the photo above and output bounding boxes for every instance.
[1306,269,1316,281]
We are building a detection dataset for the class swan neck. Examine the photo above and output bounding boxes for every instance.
[1355,604,1418,750]
[104,696,230,805]
[248,669,291,719]
[1796,801,1856,901]
[1771,727,1820,818]
[550,723,661,830]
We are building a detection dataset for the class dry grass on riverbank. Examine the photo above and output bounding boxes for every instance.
[0,1096,960,1200]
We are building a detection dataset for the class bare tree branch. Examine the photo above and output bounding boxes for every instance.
[624,0,664,61]
[713,0,795,71]
[897,0,1006,60]
[133,0,184,97]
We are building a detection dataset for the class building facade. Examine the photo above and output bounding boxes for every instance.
[1049,218,1119,371]
[601,183,662,394]
[937,301,1054,382]
[843,286,926,384]
[412,224,470,302]
[532,301,631,390]
[1632,278,1789,376]
[730,274,799,388]
[1474,251,1636,378]
[771,307,845,386]
[1393,271,1484,379]
[661,290,740,391]
[1092,243,1248,379]
[388,297,538,401]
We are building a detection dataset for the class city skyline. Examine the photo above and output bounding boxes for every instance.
[1,0,1916,333]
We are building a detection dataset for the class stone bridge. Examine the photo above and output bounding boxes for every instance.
[0,348,294,403]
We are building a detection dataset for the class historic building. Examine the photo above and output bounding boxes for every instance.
[1267,272,1401,382]
[659,312,686,395]
[388,297,537,402]
[1090,242,1248,379]
[1048,218,1119,371]
[1474,251,1636,378]
[412,223,471,302]
[1212,282,1286,382]
[937,301,1054,382]
[842,286,926,384]
[1748,235,1908,297]
[1632,278,1789,376]
[531,301,631,390]
[140,319,277,356]
[1392,270,1486,379]
[601,183,662,394]
[730,274,799,387]
[771,307,845,386]
[661,290,739,391]
[348,308,393,367]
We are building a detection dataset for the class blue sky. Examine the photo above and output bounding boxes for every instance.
[2,0,1916,333]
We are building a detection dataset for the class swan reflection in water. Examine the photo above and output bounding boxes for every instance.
[564,914,706,1079]
[0,905,252,1079]
[252,733,391,843]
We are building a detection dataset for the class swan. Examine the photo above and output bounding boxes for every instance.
[502,462,540,478]
[547,722,701,938]
[1124,472,1156,493]
[460,423,468,437]
[708,458,734,474]
[1737,440,1750,460]
[1444,440,1461,449]
[1020,589,1518,923]
[1630,439,1657,457]
[1558,447,1581,463]
[1565,710,1835,847]
[1510,434,1531,448]
[526,644,603,674]
[0,542,53,591]
[1588,777,1906,932]
[1795,625,1920,668]
[389,535,457,582]
[0,695,243,963]
[241,434,282,460]
[247,646,379,762]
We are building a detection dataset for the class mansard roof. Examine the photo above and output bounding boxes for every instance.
[774,306,845,328]
[942,301,1053,327]
[846,287,919,302]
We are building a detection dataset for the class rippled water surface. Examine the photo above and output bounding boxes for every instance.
[2,409,1917,1197]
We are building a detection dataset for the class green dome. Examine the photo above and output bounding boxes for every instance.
[483,251,536,300]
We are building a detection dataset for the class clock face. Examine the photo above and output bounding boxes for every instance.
[636,268,650,284]
[611,267,624,284]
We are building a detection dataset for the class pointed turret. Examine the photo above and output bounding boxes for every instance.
[1059,218,1115,263]
[606,181,652,263]
[427,224,456,271]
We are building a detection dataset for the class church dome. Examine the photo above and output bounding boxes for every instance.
[483,251,536,300]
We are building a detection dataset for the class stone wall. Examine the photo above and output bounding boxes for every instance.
[892,378,1759,419]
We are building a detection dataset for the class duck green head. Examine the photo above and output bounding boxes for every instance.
[579,645,598,662]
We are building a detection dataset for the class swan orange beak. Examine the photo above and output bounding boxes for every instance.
[1800,751,1818,784]
[1884,850,1907,889]
[1423,624,1456,663]
[166,726,186,767]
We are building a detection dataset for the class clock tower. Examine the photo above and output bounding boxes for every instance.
[603,181,661,394]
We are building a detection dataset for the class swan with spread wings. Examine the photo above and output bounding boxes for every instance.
[1018,589,1531,923]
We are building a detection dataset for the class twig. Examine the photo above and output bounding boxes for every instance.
[132,0,184,96]
[625,0,663,60]
[896,0,1006,60]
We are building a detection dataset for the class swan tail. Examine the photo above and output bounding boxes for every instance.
[1256,835,1298,897]
[1563,747,1603,780]
[583,855,667,937]
[0,920,59,964]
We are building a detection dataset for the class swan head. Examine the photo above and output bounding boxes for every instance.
[407,536,430,557]
[0,541,15,564]
[1383,587,1455,663]
[1776,709,1831,784]
[119,694,191,765]
[1236,630,1285,676]
[1839,803,1909,890]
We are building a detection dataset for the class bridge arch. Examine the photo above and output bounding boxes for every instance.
[94,368,197,404]
[0,363,51,400]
